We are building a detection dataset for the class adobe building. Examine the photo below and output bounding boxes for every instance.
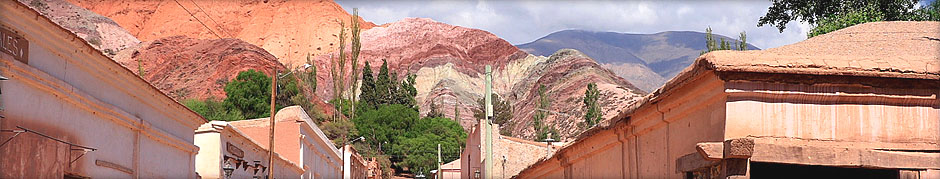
[194,121,304,179]
[0,1,207,178]
[515,21,939,178]
[461,121,563,179]
[344,144,369,179]
[228,106,346,178]
[434,158,461,179]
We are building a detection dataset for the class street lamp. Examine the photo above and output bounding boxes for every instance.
[415,171,426,179]
[223,161,236,179]
[342,136,366,178]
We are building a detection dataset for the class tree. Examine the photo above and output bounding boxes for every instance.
[349,8,363,123]
[758,0,919,32]
[425,100,444,119]
[354,104,419,154]
[738,32,748,51]
[701,28,748,55]
[472,93,514,136]
[322,118,358,147]
[223,69,274,119]
[390,117,466,176]
[581,83,601,129]
[184,97,243,121]
[375,59,392,105]
[358,61,377,113]
[758,0,940,37]
[533,85,559,141]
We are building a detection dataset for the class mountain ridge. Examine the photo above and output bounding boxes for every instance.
[518,29,760,92]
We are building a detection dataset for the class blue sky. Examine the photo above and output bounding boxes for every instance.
[336,0,818,49]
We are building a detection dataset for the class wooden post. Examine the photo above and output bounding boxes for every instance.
[268,70,277,179]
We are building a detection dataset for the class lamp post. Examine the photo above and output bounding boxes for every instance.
[223,161,235,179]
[342,136,365,179]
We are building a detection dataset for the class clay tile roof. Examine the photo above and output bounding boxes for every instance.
[703,21,939,80]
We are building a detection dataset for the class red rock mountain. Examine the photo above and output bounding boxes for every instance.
[316,18,645,140]
[66,0,645,140]
[112,36,285,100]
[66,0,376,67]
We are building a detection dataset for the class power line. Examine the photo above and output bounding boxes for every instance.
[171,0,222,39]
[188,0,232,38]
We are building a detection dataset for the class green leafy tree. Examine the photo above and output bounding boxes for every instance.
[223,69,274,119]
[354,104,419,154]
[807,4,886,37]
[758,0,939,37]
[472,94,514,136]
[391,117,466,175]
[758,0,919,32]
[581,83,601,129]
[184,98,243,121]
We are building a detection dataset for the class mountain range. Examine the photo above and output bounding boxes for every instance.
[54,0,751,141]
[518,30,759,92]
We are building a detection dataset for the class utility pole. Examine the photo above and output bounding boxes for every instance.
[268,70,278,179]
[484,65,494,179]
[437,143,442,179]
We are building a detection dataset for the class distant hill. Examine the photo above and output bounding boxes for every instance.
[518,30,759,92]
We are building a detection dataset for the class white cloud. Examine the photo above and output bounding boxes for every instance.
[337,0,809,49]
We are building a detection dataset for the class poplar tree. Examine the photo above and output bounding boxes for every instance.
[349,8,362,121]
[581,83,601,129]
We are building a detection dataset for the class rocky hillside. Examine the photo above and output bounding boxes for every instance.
[61,0,646,140]
[317,18,645,140]
[518,30,759,92]
[112,36,285,101]
[21,0,140,58]
[66,0,376,67]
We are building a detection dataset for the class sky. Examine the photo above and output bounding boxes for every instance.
[336,0,818,49]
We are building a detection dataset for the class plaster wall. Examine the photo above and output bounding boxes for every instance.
[516,71,728,178]
[300,122,341,179]
[491,134,555,178]
[460,122,483,179]
[344,145,369,179]
[194,123,303,179]
[724,81,940,147]
[0,1,203,178]
[195,131,222,179]
[228,106,344,179]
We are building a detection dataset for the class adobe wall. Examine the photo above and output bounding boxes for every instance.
[194,122,304,179]
[724,81,940,149]
[0,1,203,177]
[516,71,728,178]
[492,133,555,178]
[300,121,342,178]
[460,121,483,179]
